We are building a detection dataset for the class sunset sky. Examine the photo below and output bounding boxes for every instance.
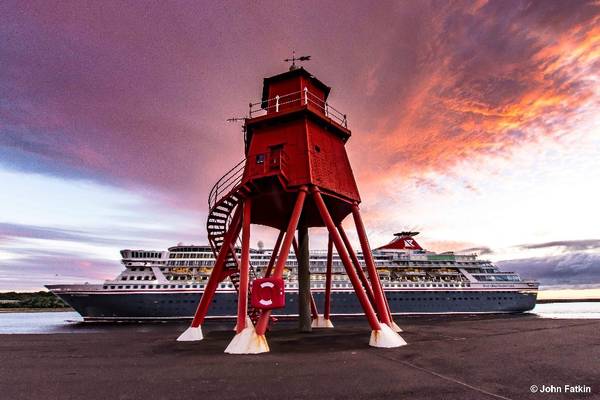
[1,0,599,291]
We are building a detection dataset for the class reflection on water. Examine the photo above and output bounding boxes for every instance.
[0,302,598,334]
[530,302,600,319]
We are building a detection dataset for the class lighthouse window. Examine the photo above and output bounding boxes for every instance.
[256,154,265,164]
[314,145,321,153]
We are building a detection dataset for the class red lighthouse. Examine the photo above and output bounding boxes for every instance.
[177,64,406,353]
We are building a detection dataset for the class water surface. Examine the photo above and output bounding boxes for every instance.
[0,302,598,334]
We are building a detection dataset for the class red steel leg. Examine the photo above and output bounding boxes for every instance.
[337,223,376,306]
[264,229,285,278]
[382,287,394,323]
[190,207,243,327]
[351,204,391,325]
[311,187,380,331]
[236,199,252,333]
[310,292,318,318]
[324,235,333,320]
[255,187,308,335]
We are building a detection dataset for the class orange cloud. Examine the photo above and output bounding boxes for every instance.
[351,5,600,190]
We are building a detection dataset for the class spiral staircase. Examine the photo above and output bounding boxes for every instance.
[206,159,261,322]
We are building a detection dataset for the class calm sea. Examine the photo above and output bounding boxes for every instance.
[0,302,598,334]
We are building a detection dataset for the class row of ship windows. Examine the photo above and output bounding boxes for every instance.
[164,253,491,264]
[169,253,214,259]
[387,296,515,301]
[127,262,166,267]
[163,259,490,268]
[475,275,520,282]
[103,283,479,290]
[128,252,162,259]
[132,295,517,305]
[115,276,473,288]
[105,284,206,290]
[129,254,489,266]
[134,297,517,309]
[382,283,470,288]
[122,276,156,281]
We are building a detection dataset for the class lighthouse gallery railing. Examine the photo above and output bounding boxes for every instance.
[248,88,348,128]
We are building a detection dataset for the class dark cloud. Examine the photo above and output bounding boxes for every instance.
[498,252,600,287]
[458,247,494,255]
[0,222,114,245]
[519,239,600,252]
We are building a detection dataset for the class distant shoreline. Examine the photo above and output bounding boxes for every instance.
[536,298,600,304]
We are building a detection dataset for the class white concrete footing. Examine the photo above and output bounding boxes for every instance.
[369,323,407,348]
[389,321,403,333]
[224,320,270,354]
[176,326,204,341]
[311,316,334,328]
[233,316,254,332]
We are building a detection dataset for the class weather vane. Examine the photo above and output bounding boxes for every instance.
[284,50,311,71]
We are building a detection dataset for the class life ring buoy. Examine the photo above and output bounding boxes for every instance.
[251,277,285,310]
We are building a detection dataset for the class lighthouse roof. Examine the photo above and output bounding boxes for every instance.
[261,67,331,108]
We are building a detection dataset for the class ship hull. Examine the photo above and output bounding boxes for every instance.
[49,287,538,321]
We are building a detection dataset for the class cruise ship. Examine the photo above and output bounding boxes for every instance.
[47,232,538,320]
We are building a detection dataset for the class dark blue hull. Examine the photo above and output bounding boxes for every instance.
[55,289,537,320]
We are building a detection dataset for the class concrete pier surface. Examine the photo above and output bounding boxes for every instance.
[1,315,598,400]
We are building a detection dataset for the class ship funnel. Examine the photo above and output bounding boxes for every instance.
[376,232,423,251]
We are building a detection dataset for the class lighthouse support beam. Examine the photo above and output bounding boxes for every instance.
[313,187,406,347]
[236,199,252,334]
[323,235,334,322]
[310,187,380,331]
[312,234,334,328]
[225,199,268,354]
[177,206,243,341]
[297,225,312,332]
[255,187,308,336]
[264,229,285,278]
[351,204,397,329]
[337,223,376,307]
